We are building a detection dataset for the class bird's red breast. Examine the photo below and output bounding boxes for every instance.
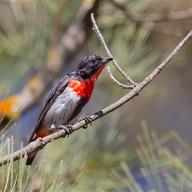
[68,66,104,99]
[36,130,49,138]
[68,80,94,99]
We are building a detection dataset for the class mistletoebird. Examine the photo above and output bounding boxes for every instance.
[26,55,113,165]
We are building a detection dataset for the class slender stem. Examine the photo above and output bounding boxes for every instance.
[107,67,134,89]
[91,13,137,86]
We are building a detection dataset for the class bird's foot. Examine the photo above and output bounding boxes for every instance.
[58,125,73,137]
[37,137,46,149]
[80,116,92,129]
[50,124,56,131]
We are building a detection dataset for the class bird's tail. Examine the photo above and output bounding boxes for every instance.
[26,151,38,166]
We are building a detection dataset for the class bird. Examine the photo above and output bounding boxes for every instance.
[26,55,113,165]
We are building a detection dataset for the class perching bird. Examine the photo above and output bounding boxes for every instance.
[26,55,113,165]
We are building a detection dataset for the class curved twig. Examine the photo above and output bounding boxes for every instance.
[91,13,137,86]
[107,66,134,89]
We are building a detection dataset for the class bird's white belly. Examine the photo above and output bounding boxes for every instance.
[43,87,80,128]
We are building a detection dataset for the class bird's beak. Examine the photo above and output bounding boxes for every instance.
[101,57,113,64]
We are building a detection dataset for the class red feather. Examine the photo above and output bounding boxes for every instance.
[69,66,104,98]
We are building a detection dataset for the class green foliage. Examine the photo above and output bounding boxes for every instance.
[1,125,192,191]
[0,0,82,94]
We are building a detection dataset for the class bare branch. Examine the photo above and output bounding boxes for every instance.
[111,0,192,23]
[111,0,191,37]
[134,8,192,23]
[107,67,134,89]
[0,20,191,166]
[91,13,137,86]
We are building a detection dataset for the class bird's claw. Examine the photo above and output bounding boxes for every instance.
[37,137,46,149]
[80,116,92,129]
[58,125,73,137]
[50,124,56,131]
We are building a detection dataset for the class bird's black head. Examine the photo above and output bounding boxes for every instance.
[77,55,113,80]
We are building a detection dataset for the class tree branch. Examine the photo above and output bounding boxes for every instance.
[91,13,137,87]
[106,66,134,89]
[111,0,192,23]
[111,0,191,37]
[0,17,191,166]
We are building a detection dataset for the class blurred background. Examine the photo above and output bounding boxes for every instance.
[0,0,192,191]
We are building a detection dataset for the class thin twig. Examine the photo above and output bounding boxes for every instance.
[91,13,137,87]
[111,0,192,23]
[0,21,191,166]
[111,0,191,37]
[107,67,134,89]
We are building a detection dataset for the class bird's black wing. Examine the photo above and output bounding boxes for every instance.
[27,75,71,143]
